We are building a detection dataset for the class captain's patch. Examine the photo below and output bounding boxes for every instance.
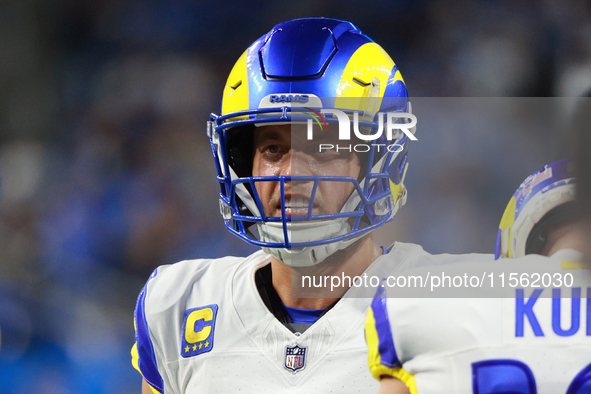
[181,304,218,358]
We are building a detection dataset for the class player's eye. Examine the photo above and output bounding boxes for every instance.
[258,143,287,160]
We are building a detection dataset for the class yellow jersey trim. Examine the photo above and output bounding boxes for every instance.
[366,306,418,393]
[561,260,588,269]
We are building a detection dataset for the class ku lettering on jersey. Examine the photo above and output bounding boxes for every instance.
[366,249,591,394]
[131,243,491,393]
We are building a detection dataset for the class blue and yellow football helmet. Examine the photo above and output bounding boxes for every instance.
[208,18,415,266]
[495,158,577,259]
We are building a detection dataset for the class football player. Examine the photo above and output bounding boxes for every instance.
[495,158,579,260]
[366,157,591,394]
[131,18,491,393]
[572,95,591,259]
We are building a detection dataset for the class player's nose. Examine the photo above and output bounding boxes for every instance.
[284,150,314,177]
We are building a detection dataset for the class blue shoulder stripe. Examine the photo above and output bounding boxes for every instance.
[370,285,401,368]
[135,269,165,393]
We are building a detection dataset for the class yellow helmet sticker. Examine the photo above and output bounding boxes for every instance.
[221,49,250,117]
[335,43,402,114]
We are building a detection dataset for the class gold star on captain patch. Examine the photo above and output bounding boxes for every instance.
[205,341,210,348]
[199,343,203,350]
[184,345,190,353]
[192,344,197,351]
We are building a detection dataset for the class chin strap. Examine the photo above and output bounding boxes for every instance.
[258,220,365,267]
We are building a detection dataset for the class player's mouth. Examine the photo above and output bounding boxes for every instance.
[280,196,316,217]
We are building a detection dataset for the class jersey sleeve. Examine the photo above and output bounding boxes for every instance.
[132,269,165,394]
[365,285,418,393]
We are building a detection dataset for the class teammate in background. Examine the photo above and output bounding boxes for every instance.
[366,157,590,394]
[131,18,491,393]
[495,158,579,260]
[572,95,591,260]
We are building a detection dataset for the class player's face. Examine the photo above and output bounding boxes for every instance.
[252,124,361,218]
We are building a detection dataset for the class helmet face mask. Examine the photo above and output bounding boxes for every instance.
[495,158,577,259]
[208,18,414,266]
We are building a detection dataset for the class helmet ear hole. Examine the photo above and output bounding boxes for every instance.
[227,125,257,231]
[525,201,577,255]
[227,126,255,178]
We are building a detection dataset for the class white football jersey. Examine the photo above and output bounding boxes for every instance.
[132,242,492,393]
[366,249,591,394]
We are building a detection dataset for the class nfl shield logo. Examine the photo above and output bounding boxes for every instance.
[284,344,306,373]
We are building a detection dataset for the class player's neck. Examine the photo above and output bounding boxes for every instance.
[269,235,382,310]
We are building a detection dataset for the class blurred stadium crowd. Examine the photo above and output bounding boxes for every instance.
[0,0,589,392]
